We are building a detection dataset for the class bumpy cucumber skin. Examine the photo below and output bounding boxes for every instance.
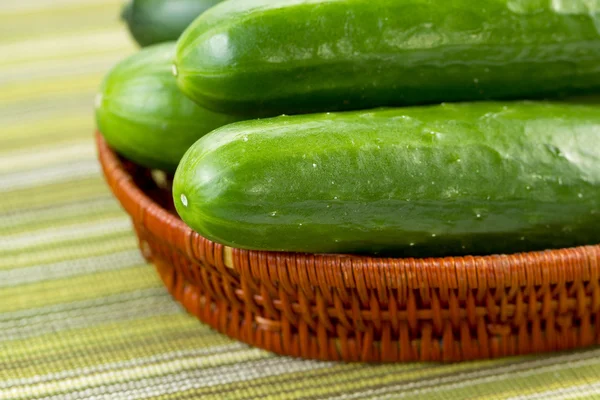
[122,0,223,47]
[96,42,243,172]
[175,0,600,116]
[173,102,600,257]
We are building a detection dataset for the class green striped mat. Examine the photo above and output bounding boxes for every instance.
[1,1,599,399]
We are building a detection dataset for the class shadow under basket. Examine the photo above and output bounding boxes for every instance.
[96,132,600,362]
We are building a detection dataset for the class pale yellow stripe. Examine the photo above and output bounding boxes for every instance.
[1,298,180,346]
[0,159,100,192]
[0,130,94,154]
[2,347,276,400]
[0,264,159,313]
[253,362,503,400]
[1,177,108,212]
[0,52,129,85]
[1,314,231,376]
[0,232,137,271]
[333,350,600,400]
[0,343,247,392]
[5,191,119,219]
[0,114,92,141]
[0,73,105,104]
[0,0,122,14]
[506,381,600,400]
[0,288,172,340]
[0,249,144,288]
[23,355,327,400]
[190,359,504,400]
[0,30,131,65]
[0,217,132,252]
[0,101,95,141]
[0,195,116,229]
[0,141,95,173]
[430,363,600,400]
[577,395,600,400]
[0,4,129,46]
[1,288,163,321]
[3,203,125,237]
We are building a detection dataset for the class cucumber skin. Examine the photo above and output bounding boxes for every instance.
[175,0,600,116]
[173,102,600,257]
[122,0,223,47]
[95,42,244,172]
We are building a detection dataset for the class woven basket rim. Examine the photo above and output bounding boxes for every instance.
[96,132,600,290]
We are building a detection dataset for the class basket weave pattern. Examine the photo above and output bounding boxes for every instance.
[97,133,600,362]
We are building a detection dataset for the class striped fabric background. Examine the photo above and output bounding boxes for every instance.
[1,0,600,399]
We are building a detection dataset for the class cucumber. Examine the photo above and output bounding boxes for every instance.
[173,102,600,257]
[121,0,223,47]
[175,0,600,116]
[95,42,244,172]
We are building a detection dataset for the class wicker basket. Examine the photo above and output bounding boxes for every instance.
[96,132,600,362]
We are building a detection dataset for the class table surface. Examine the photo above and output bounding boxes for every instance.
[1,1,600,399]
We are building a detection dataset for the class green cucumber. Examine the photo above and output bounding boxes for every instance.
[121,0,223,47]
[173,102,600,257]
[175,0,600,116]
[95,42,244,172]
